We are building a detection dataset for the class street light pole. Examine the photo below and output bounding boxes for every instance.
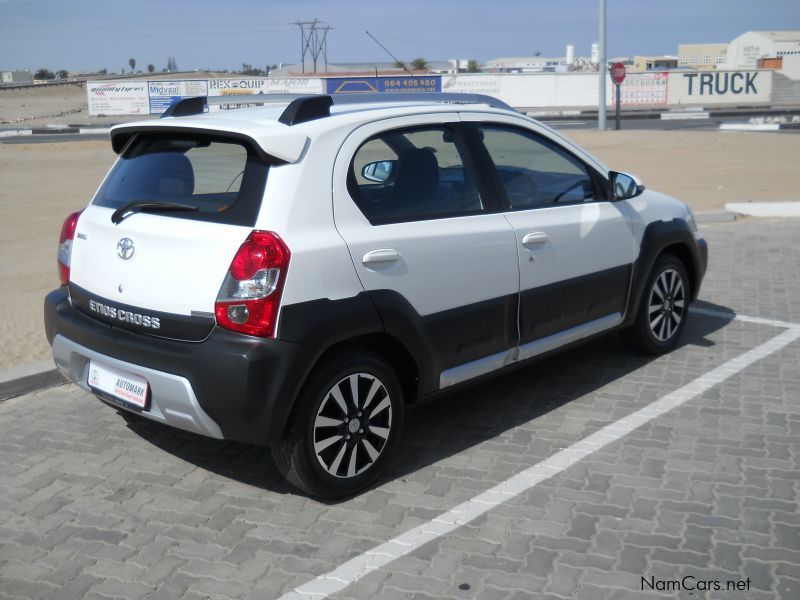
[598,0,606,130]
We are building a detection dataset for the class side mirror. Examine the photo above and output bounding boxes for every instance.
[610,171,645,200]
[361,160,396,183]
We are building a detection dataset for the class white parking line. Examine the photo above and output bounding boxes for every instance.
[690,306,799,329]
[279,313,800,600]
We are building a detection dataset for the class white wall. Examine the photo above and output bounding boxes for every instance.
[442,73,611,108]
[88,71,776,116]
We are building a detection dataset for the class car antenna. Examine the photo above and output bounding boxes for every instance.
[365,30,417,78]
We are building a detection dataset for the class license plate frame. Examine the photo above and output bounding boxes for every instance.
[88,360,150,411]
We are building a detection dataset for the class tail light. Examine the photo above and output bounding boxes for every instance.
[57,210,83,285]
[215,231,291,337]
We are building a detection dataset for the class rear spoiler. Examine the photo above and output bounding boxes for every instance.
[109,122,308,164]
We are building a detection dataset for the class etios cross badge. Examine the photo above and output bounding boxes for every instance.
[117,237,135,260]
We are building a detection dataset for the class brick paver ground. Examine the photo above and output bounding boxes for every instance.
[1,218,799,599]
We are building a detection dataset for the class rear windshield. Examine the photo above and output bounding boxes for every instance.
[94,133,268,226]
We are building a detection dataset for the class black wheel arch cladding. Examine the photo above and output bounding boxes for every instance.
[624,217,707,328]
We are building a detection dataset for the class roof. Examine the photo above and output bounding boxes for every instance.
[109,95,520,164]
[746,30,800,42]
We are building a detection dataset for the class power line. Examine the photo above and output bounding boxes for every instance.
[365,30,415,77]
[294,19,332,73]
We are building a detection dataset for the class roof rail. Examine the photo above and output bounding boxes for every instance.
[160,92,517,124]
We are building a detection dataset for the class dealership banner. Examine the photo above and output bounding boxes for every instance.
[207,78,324,96]
[205,78,324,111]
[147,80,209,114]
[325,76,442,94]
[86,81,149,115]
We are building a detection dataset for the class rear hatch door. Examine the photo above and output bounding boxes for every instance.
[69,131,269,341]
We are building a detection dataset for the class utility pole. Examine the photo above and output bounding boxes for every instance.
[294,20,331,73]
[598,0,606,130]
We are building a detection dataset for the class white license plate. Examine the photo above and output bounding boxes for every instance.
[88,361,149,409]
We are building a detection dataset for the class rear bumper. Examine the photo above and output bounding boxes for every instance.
[45,287,322,445]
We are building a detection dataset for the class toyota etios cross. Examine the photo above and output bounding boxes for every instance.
[45,93,708,497]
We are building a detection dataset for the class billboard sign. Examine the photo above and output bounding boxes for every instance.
[148,80,209,114]
[612,72,668,106]
[326,76,441,94]
[207,78,324,96]
[86,81,149,116]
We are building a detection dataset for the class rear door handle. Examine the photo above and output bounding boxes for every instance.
[522,232,549,246]
[362,248,401,264]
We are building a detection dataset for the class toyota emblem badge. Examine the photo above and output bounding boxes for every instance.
[117,237,135,260]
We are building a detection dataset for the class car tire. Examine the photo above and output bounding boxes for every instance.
[622,254,690,355]
[272,352,404,499]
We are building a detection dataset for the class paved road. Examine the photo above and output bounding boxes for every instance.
[1,218,799,599]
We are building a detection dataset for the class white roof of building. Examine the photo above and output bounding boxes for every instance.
[746,30,800,42]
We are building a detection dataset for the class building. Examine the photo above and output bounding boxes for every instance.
[0,70,34,84]
[630,55,679,73]
[725,30,800,69]
[678,43,728,69]
[268,60,455,77]
[484,56,570,73]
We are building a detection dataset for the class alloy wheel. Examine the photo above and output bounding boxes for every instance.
[312,373,392,478]
[647,267,685,342]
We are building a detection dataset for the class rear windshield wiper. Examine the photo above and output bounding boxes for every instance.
[111,200,198,225]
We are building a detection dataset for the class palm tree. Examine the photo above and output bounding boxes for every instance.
[410,57,429,71]
[147,64,155,73]
[128,58,136,72]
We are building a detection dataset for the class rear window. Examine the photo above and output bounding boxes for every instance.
[94,133,268,226]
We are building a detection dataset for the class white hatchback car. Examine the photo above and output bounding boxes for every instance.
[45,93,707,497]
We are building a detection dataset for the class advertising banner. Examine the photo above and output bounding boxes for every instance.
[325,76,441,94]
[612,72,668,106]
[206,78,324,111]
[207,77,324,96]
[86,81,149,116]
[147,80,209,114]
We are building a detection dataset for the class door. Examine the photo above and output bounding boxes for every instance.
[471,121,636,359]
[333,115,519,389]
[69,132,267,339]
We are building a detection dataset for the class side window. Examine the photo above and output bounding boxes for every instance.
[348,126,483,225]
[479,126,596,210]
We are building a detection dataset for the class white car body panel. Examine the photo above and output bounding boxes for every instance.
[71,206,248,315]
[503,201,636,289]
[331,113,519,317]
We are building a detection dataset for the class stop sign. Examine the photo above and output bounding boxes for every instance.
[611,62,626,85]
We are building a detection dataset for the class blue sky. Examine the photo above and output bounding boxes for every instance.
[1,0,798,73]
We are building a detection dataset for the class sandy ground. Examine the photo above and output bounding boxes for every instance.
[0,130,798,370]
[0,141,116,369]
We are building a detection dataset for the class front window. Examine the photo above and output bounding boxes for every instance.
[94,133,268,226]
[477,125,597,210]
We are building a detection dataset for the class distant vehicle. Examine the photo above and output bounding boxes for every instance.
[45,93,707,498]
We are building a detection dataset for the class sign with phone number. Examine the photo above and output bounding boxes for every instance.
[326,76,442,94]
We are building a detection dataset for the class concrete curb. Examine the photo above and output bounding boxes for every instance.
[0,126,112,138]
[725,202,800,217]
[0,359,66,401]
